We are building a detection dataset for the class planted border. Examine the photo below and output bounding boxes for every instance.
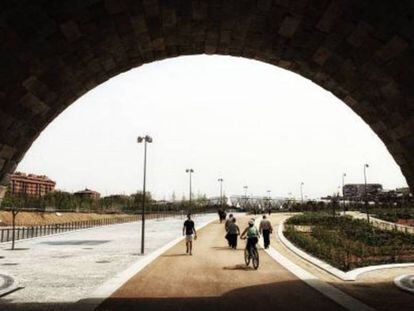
[284,213,414,271]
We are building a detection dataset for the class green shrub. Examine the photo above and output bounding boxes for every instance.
[284,213,414,271]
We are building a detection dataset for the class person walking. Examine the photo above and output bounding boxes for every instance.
[226,217,240,249]
[183,214,197,255]
[225,214,233,231]
[224,214,233,246]
[259,215,273,249]
[218,209,224,223]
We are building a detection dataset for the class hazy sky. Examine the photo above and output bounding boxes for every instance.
[18,55,407,200]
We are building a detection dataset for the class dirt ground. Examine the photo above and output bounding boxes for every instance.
[0,211,135,226]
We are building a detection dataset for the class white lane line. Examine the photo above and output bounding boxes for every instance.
[74,216,217,311]
[394,274,414,294]
[253,218,373,311]
[254,217,374,310]
[262,245,374,311]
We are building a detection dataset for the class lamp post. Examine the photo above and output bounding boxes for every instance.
[342,173,346,215]
[364,164,369,222]
[137,135,153,255]
[186,169,194,213]
[300,182,304,204]
[267,190,271,212]
[218,178,224,209]
[243,185,248,209]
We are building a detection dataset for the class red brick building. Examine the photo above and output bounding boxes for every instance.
[10,172,56,197]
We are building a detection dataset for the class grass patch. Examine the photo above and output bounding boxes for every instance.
[284,213,414,271]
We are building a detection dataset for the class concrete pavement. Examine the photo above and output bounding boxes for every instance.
[0,213,216,310]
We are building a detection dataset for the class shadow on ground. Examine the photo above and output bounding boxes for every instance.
[1,276,412,310]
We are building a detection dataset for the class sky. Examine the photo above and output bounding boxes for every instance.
[17,55,407,200]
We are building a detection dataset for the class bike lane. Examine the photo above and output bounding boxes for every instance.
[97,216,345,311]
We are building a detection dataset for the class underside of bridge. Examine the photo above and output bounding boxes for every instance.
[0,0,413,192]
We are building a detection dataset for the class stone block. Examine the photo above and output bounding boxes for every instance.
[60,20,83,43]
[376,36,409,62]
[20,93,49,115]
[317,0,345,32]
[312,47,331,66]
[278,16,301,38]
[0,144,16,160]
[347,22,372,47]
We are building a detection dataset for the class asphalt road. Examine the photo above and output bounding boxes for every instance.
[97,216,344,311]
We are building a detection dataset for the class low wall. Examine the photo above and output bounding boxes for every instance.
[370,217,414,235]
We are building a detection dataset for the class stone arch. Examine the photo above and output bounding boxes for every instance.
[0,0,413,193]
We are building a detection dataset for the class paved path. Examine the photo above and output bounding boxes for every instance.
[0,214,216,310]
[97,216,344,311]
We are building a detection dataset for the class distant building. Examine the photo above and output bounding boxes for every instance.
[74,188,100,200]
[9,172,56,197]
[343,183,383,199]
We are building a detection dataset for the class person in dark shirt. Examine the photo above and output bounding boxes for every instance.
[183,214,197,255]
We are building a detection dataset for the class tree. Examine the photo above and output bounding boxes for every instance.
[171,191,177,202]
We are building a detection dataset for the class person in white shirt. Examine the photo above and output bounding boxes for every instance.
[259,215,273,249]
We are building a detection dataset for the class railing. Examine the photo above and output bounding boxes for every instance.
[0,215,140,243]
[0,210,214,243]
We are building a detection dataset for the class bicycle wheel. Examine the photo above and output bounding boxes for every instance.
[244,248,250,266]
[252,248,259,269]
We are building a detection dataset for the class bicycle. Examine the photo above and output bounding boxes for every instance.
[242,237,259,269]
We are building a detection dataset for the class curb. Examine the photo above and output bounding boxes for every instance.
[278,217,414,281]
[394,274,414,294]
[74,215,217,311]
[0,272,19,298]
[252,217,374,311]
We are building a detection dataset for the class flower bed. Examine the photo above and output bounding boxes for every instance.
[284,213,414,271]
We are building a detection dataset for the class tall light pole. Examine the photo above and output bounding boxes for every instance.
[243,185,248,209]
[218,178,224,208]
[186,169,194,213]
[300,182,304,204]
[137,135,153,255]
[364,164,369,222]
[342,173,346,215]
[267,190,271,211]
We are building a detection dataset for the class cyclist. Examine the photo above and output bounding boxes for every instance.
[240,219,260,256]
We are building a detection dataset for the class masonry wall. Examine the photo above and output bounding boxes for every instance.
[0,0,413,188]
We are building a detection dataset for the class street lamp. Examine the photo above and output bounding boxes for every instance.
[186,169,194,213]
[243,185,248,209]
[300,182,304,204]
[364,164,369,222]
[342,173,346,215]
[218,178,224,208]
[267,190,271,211]
[137,135,153,255]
